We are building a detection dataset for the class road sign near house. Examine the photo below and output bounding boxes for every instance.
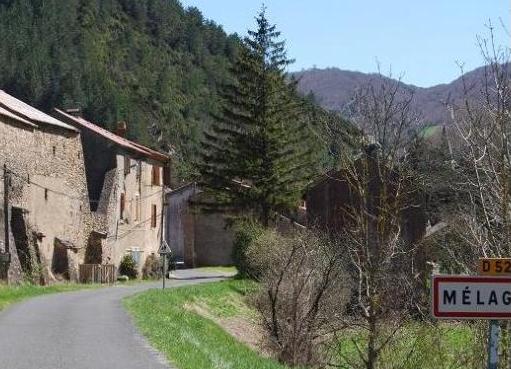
[432,275,511,319]
[479,258,511,275]
[158,240,172,255]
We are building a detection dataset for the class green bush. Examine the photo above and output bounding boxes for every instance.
[119,254,138,280]
[232,219,264,279]
[142,254,162,279]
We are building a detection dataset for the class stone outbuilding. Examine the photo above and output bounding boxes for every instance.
[55,110,171,275]
[165,183,234,268]
[0,91,92,283]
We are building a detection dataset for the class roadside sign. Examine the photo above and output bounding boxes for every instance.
[158,240,172,255]
[432,275,511,319]
[480,258,511,275]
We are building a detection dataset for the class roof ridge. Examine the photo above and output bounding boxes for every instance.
[54,108,170,163]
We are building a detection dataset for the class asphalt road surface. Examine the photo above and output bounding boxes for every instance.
[0,270,229,369]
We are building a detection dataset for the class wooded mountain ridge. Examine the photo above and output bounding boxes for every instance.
[293,64,499,125]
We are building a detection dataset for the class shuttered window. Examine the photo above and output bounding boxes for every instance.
[151,204,157,228]
[151,165,161,186]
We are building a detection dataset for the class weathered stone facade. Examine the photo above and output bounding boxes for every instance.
[0,92,92,283]
[56,110,170,275]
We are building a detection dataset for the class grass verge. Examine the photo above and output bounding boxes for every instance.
[124,279,290,369]
[0,283,99,311]
[193,266,238,275]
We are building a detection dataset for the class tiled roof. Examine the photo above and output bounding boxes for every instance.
[0,90,78,132]
[54,109,170,163]
[0,106,36,127]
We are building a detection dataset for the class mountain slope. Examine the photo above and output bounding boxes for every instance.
[0,0,239,178]
[294,65,493,124]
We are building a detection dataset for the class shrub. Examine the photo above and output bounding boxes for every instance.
[231,219,264,278]
[142,254,162,279]
[248,229,351,367]
[119,254,138,279]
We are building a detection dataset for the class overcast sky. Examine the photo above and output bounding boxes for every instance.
[180,0,510,87]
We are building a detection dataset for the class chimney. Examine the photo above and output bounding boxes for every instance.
[115,121,127,137]
[65,108,82,117]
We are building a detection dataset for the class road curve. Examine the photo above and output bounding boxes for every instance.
[0,270,228,369]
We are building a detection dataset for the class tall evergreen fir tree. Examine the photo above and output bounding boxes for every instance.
[199,8,317,225]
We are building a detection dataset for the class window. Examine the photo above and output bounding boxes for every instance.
[151,165,161,186]
[124,156,131,175]
[129,248,142,267]
[120,193,126,219]
[151,204,157,228]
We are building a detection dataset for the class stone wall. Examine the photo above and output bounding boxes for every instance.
[0,116,93,283]
[165,186,235,267]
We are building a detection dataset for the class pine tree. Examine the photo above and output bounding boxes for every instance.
[199,7,316,226]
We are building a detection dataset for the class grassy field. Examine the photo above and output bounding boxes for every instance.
[126,279,485,369]
[0,283,99,311]
[193,266,238,274]
[124,279,292,369]
[337,323,484,369]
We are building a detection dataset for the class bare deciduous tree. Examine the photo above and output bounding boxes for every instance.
[448,25,511,367]
[337,71,424,369]
[247,229,350,368]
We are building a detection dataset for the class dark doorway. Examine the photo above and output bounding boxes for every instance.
[52,241,69,279]
[85,233,103,264]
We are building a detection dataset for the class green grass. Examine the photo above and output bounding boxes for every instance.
[337,323,483,369]
[0,283,99,311]
[194,266,238,275]
[421,124,441,139]
[125,279,483,369]
[124,279,290,369]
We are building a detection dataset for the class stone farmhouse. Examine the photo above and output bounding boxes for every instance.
[55,110,171,276]
[0,91,92,283]
[0,90,170,284]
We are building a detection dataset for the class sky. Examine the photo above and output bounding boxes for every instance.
[180,0,510,87]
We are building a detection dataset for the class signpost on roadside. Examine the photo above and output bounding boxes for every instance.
[432,258,511,369]
[479,258,511,276]
[158,240,172,290]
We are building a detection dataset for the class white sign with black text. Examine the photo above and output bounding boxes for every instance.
[432,275,511,319]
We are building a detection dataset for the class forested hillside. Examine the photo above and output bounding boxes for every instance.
[0,0,352,179]
[294,65,506,125]
[0,0,238,177]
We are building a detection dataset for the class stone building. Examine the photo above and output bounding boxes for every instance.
[55,110,171,274]
[0,91,92,283]
[165,183,234,267]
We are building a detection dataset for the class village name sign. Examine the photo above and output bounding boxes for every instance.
[431,258,511,369]
[432,276,511,319]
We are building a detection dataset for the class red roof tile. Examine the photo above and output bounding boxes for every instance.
[54,109,170,163]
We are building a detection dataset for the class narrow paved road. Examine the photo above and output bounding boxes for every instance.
[0,270,229,369]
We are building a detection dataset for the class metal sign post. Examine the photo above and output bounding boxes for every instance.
[488,320,500,369]
[158,240,171,290]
